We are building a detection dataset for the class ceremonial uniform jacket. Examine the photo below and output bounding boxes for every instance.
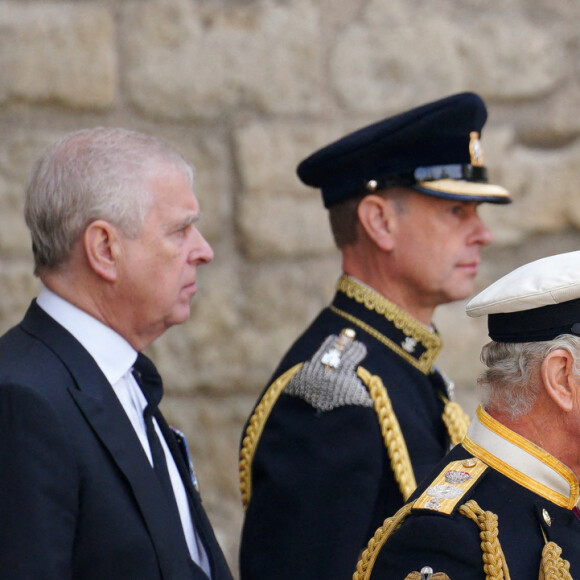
[239,276,468,580]
[355,406,580,580]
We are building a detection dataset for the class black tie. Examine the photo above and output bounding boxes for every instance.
[133,353,212,577]
[132,353,181,513]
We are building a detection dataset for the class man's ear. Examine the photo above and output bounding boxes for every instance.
[357,194,396,251]
[83,220,119,282]
[541,349,576,413]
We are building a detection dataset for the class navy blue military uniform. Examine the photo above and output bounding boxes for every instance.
[356,407,580,579]
[239,92,511,580]
[240,277,458,579]
[356,251,580,580]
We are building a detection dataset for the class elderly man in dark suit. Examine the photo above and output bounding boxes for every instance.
[0,127,233,580]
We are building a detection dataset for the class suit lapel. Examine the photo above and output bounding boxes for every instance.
[21,302,194,579]
[157,413,232,579]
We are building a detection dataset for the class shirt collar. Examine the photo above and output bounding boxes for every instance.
[464,405,580,509]
[36,286,137,385]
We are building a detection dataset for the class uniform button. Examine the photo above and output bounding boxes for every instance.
[542,508,552,526]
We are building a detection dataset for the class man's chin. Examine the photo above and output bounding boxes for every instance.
[167,305,192,328]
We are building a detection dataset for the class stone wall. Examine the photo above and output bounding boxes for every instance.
[1,0,579,573]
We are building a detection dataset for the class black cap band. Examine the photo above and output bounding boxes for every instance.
[488,298,580,342]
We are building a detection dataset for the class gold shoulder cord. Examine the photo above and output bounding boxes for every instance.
[353,502,414,580]
[239,363,303,509]
[458,500,511,580]
[240,370,469,509]
[441,396,470,446]
[354,500,572,580]
[353,499,509,580]
[358,369,470,501]
[539,542,572,580]
[357,367,417,500]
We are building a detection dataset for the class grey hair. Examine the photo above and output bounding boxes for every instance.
[478,334,580,420]
[24,127,194,276]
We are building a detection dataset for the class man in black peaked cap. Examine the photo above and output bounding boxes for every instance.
[355,250,580,579]
[239,92,511,580]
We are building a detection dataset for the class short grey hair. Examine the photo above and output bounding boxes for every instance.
[478,334,580,420]
[24,127,194,276]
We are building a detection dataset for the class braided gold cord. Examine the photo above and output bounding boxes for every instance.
[358,367,417,500]
[539,542,572,580]
[353,502,414,580]
[239,363,303,509]
[441,398,470,445]
[458,500,510,580]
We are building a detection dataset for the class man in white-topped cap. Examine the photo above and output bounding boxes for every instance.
[352,250,580,580]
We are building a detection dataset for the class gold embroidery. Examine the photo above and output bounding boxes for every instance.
[413,458,487,514]
[463,407,579,509]
[334,276,441,374]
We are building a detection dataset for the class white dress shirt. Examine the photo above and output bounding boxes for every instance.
[37,286,210,576]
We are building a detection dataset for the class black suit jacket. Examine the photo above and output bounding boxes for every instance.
[0,301,233,580]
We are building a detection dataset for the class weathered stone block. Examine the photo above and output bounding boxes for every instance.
[331,0,565,113]
[156,129,233,244]
[0,260,39,335]
[122,0,324,119]
[331,5,463,114]
[0,130,67,253]
[238,195,335,259]
[0,3,116,108]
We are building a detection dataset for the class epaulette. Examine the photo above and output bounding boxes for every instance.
[285,329,372,411]
[412,457,488,514]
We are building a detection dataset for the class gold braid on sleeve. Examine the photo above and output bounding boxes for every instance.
[458,500,511,580]
[441,396,471,445]
[239,363,303,509]
[353,502,414,580]
[357,367,417,500]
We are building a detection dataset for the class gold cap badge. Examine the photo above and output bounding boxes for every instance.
[469,131,484,167]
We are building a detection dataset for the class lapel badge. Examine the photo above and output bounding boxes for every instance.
[469,131,484,167]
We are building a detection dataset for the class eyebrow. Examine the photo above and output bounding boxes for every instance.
[168,212,200,234]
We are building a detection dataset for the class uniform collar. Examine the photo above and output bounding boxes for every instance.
[464,406,580,509]
[332,275,442,374]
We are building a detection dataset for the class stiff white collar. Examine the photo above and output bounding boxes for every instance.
[464,406,579,509]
